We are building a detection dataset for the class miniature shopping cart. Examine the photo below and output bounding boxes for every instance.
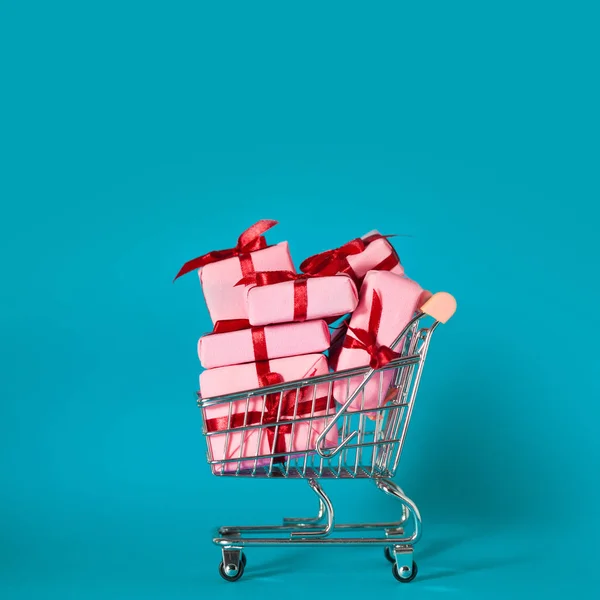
[196,292,456,583]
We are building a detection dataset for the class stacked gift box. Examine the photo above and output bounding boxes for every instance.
[175,220,431,470]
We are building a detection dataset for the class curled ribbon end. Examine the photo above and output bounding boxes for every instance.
[173,267,190,282]
[237,219,279,251]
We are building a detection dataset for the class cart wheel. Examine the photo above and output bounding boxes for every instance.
[218,557,245,582]
[384,547,395,564]
[392,560,418,583]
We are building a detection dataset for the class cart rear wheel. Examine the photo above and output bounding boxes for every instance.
[384,547,395,564]
[218,557,245,582]
[392,560,418,583]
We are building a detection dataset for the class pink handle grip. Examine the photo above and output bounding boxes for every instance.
[420,292,457,324]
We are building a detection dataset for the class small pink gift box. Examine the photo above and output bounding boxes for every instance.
[200,354,339,472]
[198,320,331,369]
[331,271,431,415]
[238,271,358,327]
[174,220,295,326]
[300,230,404,285]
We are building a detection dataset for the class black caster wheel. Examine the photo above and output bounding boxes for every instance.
[218,557,245,582]
[384,547,395,564]
[392,560,418,583]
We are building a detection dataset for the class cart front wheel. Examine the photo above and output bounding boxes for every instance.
[392,560,418,583]
[219,557,245,582]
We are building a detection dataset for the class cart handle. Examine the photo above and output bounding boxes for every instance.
[316,292,456,458]
[420,291,456,324]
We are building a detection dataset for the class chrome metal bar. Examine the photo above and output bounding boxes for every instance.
[204,400,408,438]
[377,322,420,472]
[219,521,404,536]
[208,437,403,466]
[202,311,443,481]
[314,315,429,458]
[376,478,421,545]
[213,535,415,547]
[290,479,334,538]
[282,498,326,526]
[198,355,421,408]
[391,323,439,474]
[216,476,416,543]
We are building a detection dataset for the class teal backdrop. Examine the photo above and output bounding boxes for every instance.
[1,1,599,598]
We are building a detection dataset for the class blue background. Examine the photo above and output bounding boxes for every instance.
[1,1,599,597]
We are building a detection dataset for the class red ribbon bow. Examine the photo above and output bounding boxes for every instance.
[299,238,366,278]
[173,219,278,281]
[342,290,400,369]
[299,233,398,282]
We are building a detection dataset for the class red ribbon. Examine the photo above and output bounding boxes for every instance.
[205,393,335,461]
[251,327,269,363]
[207,316,336,460]
[299,238,365,278]
[206,347,334,462]
[173,219,278,281]
[299,233,399,282]
[235,270,315,322]
[208,316,291,460]
[235,270,308,287]
[369,250,401,273]
[342,290,400,369]
[212,319,251,333]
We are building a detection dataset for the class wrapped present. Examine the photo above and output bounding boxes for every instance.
[200,354,339,472]
[330,270,431,415]
[236,271,358,327]
[174,220,294,326]
[198,319,331,369]
[300,230,404,286]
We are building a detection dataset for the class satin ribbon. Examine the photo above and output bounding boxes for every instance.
[205,393,334,460]
[206,342,335,462]
[299,233,399,281]
[212,319,251,333]
[206,299,338,460]
[251,327,268,363]
[173,219,278,281]
[235,270,316,322]
[235,270,310,287]
[209,318,290,460]
[342,290,400,369]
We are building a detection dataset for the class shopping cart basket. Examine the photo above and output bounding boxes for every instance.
[196,292,456,582]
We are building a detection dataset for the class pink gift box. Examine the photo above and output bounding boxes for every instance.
[331,271,431,415]
[245,275,358,327]
[200,241,294,325]
[300,230,404,285]
[198,320,331,369]
[200,354,339,472]
[347,231,405,282]
[173,220,295,326]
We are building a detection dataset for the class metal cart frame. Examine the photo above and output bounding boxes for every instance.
[196,292,456,582]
